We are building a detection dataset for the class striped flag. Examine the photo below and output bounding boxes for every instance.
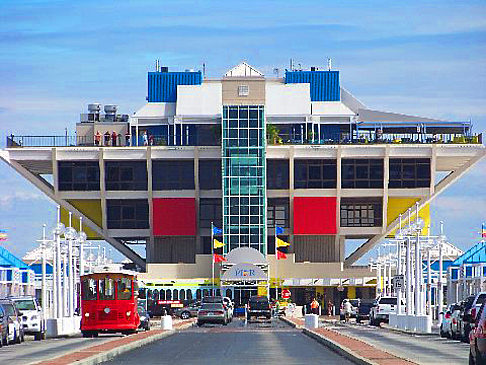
[276,237,290,248]
[276,249,287,260]
[213,253,227,263]
[482,223,486,238]
[213,239,225,249]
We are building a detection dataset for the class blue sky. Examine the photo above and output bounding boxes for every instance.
[0,0,485,262]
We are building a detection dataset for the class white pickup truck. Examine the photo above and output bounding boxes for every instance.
[369,297,404,326]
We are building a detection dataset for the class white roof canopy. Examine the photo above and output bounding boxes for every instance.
[224,62,264,77]
[225,247,267,264]
[221,262,267,282]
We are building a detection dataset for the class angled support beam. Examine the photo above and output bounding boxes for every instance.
[344,150,486,267]
[0,151,146,270]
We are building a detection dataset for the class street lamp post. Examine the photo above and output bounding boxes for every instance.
[396,214,403,315]
[438,221,445,322]
[53,206,65,319]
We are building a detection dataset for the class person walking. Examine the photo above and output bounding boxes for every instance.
[111,131,118,146]
[103,131,110,146]
[142,131,148,146]
[310,298,320,315]
[343,299,352,322]
[94,131,101,146]
[125,130,131,146]
[327,300,334,317]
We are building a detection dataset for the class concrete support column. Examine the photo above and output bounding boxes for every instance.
[99,148,107,233]
[146,147,154,263]
[289,146,295,250]
[336,146,342,261]
[382,146,390,234]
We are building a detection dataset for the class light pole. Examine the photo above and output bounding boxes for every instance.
[438,221,445,322]
[395,213,403,315]
[52,206,65,319]
[64,222,78,318]
[414,203,425,316]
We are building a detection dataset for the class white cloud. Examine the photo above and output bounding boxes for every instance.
[0,190,48,209]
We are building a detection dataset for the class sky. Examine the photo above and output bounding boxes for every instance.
[0,0,485,263]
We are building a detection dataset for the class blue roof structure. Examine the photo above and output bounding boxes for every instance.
[452,241,486,266]
[147,71,202,102]
[0,245,28,269]
[285,70,340,101]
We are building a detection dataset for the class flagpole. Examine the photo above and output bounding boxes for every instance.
[211,221,214,296]
[275,229,278,301]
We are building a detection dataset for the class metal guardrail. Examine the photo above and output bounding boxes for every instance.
[6,133,482,148]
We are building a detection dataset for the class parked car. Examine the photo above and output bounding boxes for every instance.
[197,303,228,326]
[340,299,360,320]
[460,293,486,343]
[202,296,232,321]
[369,297,403,326]
[0,299,24,344]
[469,302,486,364]
[9,296,45,340]
[440,304,456,338]
[0,305,8,347]
[247,296,271,320]
[451,301,464,340]
[356,300,376,324]
[174,301,201,319]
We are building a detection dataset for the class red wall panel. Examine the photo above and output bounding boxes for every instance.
[153,198,196,236]
[293,197,337,235]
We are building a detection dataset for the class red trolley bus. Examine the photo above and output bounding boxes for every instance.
[80,266,140,337]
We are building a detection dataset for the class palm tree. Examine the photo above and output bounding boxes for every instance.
[267,124,280,144]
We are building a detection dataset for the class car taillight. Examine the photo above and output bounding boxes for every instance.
[445,313,451,319]
[453,318,457,324]
[199,311,207,315]
[215,311,224,315]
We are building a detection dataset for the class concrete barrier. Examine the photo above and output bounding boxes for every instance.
[304,314,318,329]
[388,313,432,334]
[161,315,173,330]
[46,316,81,338]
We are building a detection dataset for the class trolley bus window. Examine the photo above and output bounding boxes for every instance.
[82,278,97,300]
[99,278,115,300]
[117,278,132,300]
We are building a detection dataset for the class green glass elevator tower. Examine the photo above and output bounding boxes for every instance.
[222,105,266,255]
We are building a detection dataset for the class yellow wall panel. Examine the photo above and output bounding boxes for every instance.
[347,286,356,299]
[61,200,102,240]
[387,198,430,236]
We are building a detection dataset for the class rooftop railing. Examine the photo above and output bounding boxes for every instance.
[6,132,482,148]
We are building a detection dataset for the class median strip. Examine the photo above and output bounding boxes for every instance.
[281,317,416,365]
[33,318,195,365]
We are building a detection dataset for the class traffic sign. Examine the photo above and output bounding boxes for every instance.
[282,289,291,299]
[393,275,404,290]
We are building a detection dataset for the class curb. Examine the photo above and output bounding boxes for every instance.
[279,317,373,365]
[381,324,439,337]
[302,328,375,365]
[69,321,195,365]
[279,316,302,329]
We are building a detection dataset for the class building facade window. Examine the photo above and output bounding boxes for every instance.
[267,159,289,189]
[222,105,266,254]
[199,198,222,229]
[341,159,383,188]
[105,161,147,190]
[267,198,290,228]
[294,159,337,188]
[340,198,382,227]
[389,158,431,188]
[107,199,149,229]
[199,160,221,190]
[58,161,100,191]
[152,160,195,190]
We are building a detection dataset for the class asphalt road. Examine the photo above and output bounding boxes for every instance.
[0,333,116,365]
[101,318,354,365]
[325,320,470,365]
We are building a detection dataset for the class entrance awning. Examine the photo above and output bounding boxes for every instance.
[221,263,267,282]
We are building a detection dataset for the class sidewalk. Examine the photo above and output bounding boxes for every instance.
[33,318,195,365]
[283,316,417,365]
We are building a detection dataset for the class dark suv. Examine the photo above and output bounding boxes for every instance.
[247,296,271,320]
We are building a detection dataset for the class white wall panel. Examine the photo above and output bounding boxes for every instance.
[265,83,310,116]
[176,83,222,116]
